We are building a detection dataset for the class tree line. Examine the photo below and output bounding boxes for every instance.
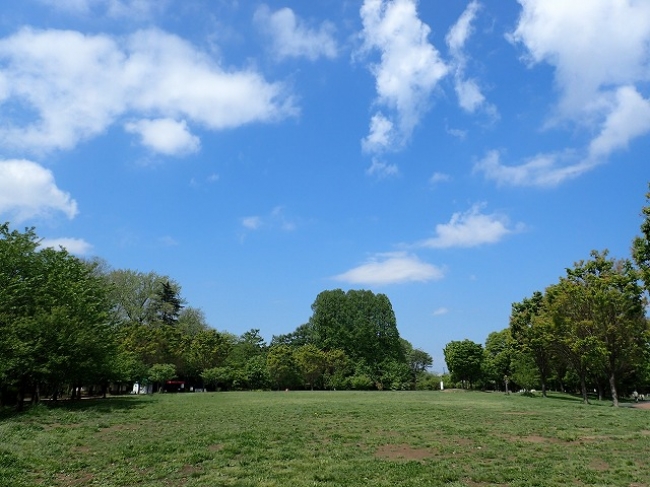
[0,227,435,409]
[443,186,650,406]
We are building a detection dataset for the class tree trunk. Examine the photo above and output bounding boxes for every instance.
[580,375,590,404]
[609,371,619,407]
[541,379,547,398]
[597,382,603,401]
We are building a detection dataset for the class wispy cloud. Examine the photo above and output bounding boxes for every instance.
[240,206,297,233]
[446,0,496,117]
[334,251,444,286]
[420,203,521,248]
[432,307,449,316]
[254,5,338,61]
[0,159,78,222]
[359,0,448,155]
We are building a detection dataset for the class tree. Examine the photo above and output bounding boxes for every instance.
[509,292,554,397]
[156,280,184,326]
[484,329,514,393]
[294,344,326,390]
[443,339,484,389]
[266,344,299,390]
[632,183,650,293]
[309,289,405,383]
[402,339,433,389]
[148,363,177,392]
[547,251,648,406]
[0,224,117,408]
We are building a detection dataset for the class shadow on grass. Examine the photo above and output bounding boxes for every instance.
[0,395,150,421]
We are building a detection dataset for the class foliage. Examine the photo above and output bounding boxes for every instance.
[147,363,176,391]
[0,224,117,408]
[443,339,484,388]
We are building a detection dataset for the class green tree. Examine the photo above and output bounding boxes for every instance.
[156,280,184,326]
[509,292,554,397]
[0,224,116,408]
[309,289,405,385]
[547,251,648,406]
[443,339,484,389]
[148,363,177,392]
[266,344,299,390]
[294,344,326,390]
[484,329,514,393]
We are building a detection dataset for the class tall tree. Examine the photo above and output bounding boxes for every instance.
[484,329,514,393]
[509,292,554,397]
[443,339,484,389]
[309,289,404,379]
[547,251,648,406]
[632,183,650,293]
[0,224,116,408]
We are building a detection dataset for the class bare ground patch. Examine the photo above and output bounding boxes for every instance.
[375,443,436,461]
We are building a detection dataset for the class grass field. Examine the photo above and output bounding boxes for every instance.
[1,391,648,486]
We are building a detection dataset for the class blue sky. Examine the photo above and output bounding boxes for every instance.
[1,0,649,371]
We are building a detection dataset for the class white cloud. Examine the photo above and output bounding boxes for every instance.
[359,0,448,153]
[432,307,449,316]
[254,5,337,61]
[473,149,592,188]
[39,237,93,255]
[0,159,78,222]
[242,216,262,230]
[446,0,492,114]
[125,118,200,156]
[420,203,519,248]
[0,28,296,154]
[362,112,395,154]
[510,0,650,121]
[429,172,450,185]
[487,0,650,185]
[334,251,444,285]
[588,85,650,160]
[366,158,399,178]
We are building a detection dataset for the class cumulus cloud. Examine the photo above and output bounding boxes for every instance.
[0,159,78,222]
[334,251,444,285]
[420,203,519,248]
[0,28,296,154]
[124,118,200,156]
[254,5,338,61]
[510,0,650,120]
[489,0,650,186]
[39,237,93,255]
[359,0,448,153]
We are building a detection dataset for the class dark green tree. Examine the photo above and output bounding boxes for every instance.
[309,289,404,384]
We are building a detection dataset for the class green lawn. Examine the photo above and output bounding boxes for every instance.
[1,391,648,486]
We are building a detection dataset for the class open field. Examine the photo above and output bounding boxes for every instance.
[1,391,649,487]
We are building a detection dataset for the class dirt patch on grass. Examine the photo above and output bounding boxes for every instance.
[633,402,650,410]
[588,459,609,472]
[375,443,436,461]
[208,443,224,452]
[55,472,95,486]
